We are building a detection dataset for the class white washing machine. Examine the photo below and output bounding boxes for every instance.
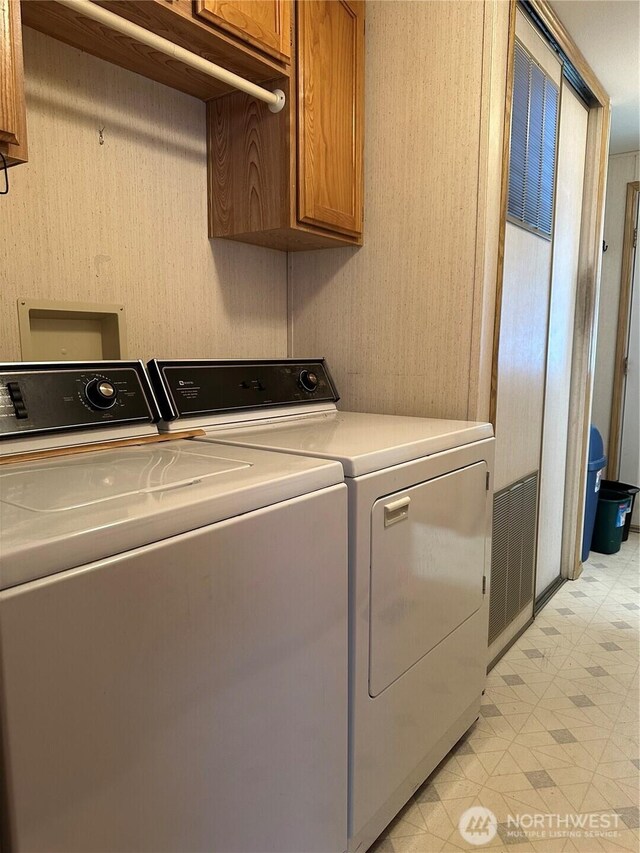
[148,358,495,853]
[0,361,348,853]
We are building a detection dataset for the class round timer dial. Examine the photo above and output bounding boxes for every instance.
[298,369,319,393]
[84,378,118,410]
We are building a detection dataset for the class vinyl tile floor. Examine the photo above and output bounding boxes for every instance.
[369,533,639,853]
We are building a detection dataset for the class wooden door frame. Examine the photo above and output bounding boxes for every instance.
[489,0,611,581]
[607,181,640,480]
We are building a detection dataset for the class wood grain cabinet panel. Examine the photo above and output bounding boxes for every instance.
[0,0,18,145]
[0,0,27,165]
[195,0,291,63]
[207,0,364,251]
[22,0,289,102]
[297,0,363,237]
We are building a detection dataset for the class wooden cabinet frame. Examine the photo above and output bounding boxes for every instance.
[21,0,290,101]
[207,0,364,250]
[194,0,292,63]
[0,0,28,165]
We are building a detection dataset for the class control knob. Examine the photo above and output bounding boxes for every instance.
[298,369,319,393]
[84,378,118,410]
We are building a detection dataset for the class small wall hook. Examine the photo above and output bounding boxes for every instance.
[602,240,608,253]
[0,152,8,195]
[98,127,105,145]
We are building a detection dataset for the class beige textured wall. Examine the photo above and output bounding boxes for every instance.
[592,150,640,450]
[289,0,504,421]
[1,28,287,363]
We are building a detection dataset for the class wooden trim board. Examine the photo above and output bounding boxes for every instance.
[562,101,611,579]
[607,181,640,480]
[489,0,516,427]
[0,429,206,466]
[468,0,512,423]
[0,0,28,165]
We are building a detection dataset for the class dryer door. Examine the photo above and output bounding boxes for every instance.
[369,461,487,697]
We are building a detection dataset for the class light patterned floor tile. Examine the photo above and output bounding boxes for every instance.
[440,796,479,827]
[547,765,594,786]
[400,799,430,831]
[514,730,559,748]
[615,778,640,802]
[386,817,428,840]
[536,784,586,815]
[598,741,637,765]
[616,705,640,724]
[531,839,577,852]
[416,801,458,842]
[467,735,513,755]
[483,772,533,794]
[427,767,467,785]
[503,786,552,813]
[447,754,490,785]
[554,781,591,810]
[390,832,447,852]
[433,779,483,801]
[368,537,639,853]
[369,836,395,853]
[596,761,640,781]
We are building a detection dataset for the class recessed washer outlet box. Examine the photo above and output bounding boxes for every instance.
[17,299,127,361]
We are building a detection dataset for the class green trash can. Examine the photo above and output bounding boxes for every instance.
[591,489,633,555]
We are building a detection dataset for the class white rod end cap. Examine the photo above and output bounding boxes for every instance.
[268,89,286,113]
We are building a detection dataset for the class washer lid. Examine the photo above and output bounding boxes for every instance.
[0,448,250,512]
[206,411,494,477]
[0,440,343,590]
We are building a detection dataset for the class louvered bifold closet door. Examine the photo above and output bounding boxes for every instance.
[488,472,539,645]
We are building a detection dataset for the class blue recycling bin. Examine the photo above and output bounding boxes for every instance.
[581,425,607,562]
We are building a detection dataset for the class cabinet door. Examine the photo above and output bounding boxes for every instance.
[297,0,364,237]
[194,0,291,62]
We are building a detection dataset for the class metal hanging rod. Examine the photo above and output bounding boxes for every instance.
[56,0,286,112]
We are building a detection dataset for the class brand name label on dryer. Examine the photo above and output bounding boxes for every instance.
[148,360,338,420]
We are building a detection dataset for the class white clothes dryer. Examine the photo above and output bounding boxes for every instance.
[149,358,495,853]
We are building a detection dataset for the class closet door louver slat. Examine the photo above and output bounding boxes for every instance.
[507,40,558,238]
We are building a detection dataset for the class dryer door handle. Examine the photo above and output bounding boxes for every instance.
[384,496,410,527]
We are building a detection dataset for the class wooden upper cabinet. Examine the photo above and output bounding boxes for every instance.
[0,0,27,165]
[22,1,289,101]
[194,0,292,63]
[207,0,364,250]
[297,0,364,238]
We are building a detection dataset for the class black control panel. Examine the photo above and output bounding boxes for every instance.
[0,362,160,440]
[147,359,339,421]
